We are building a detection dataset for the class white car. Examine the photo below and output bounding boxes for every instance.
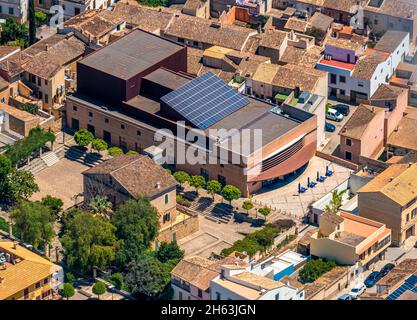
[326,108,344,122]
[349,283,366,299]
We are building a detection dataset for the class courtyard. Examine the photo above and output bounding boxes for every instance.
[251,156,352,219]
[30,157,89,210]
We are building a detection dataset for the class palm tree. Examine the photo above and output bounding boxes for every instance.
[89,195,112,217]
[324,189,347,214]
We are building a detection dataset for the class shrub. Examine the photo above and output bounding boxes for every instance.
[298,258,337,284]
[60,283,75,300]
[126,150,139,155]
[74,129,94,148]
[221,185,241,206]
[108,147,123,157]
[173,171,190,186]
[270,219,296,230]
[111,273,124,290]
[91,138,108,152]
[276,234,297,249]
[92,281,106,299]
[176,195,191,207]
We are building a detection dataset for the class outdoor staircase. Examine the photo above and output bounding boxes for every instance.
[64,145,103,167]
[41,151,60,167]
[188,197,234,224]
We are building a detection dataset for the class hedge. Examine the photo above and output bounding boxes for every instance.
[221,224,281,257]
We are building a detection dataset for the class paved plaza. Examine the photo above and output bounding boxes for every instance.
[252,156,352,219]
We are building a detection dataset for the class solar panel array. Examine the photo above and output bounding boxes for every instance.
[161,72,250,129]
[386,275,417,300]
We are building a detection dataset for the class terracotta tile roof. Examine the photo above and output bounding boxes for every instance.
[164,14,256,51]
[259,28,288,50]
[323,0,364,13]
[339,104,383,140]
[310,12,334,31]
[252,63,279,84]
[371,84,405,100]
[352,53,387,80]
[374,30,410,53]
[64,9,124,39]
[280,45,322,68]
[280,276,305,290]
[272,64,326,92]
[357,163,417,206]
[388,115,417,151]
[112,2,174,33]
[83,154,177,198]
[326,37,364,52]
[232,271,282,290]
[318,58,355,70]
[0,240,61,299]
[0,46,20,60]
[378,259,417,287]
[365,0,417,19]
[321,211,344,225]
[284,17,309,33]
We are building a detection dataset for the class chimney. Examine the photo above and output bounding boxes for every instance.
[0,277,4,284]
[156,182,161,189]
[12,241,17,250]
[409,162,413,168]
[389,177,394,182]
[45,44,49,51]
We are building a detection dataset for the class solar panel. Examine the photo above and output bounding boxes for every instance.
[161,72,250,129]
[406,274,417,286]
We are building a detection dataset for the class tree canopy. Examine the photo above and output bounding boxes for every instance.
[108,147,123,157]
[258,207,271,220]
[112,197,159,267]
[60,283,75,300]
[0,17,28,48]
[221,185,241,205]
[206,180,222,200]
[61,212,117,273]
[92,281,107,299]
[173,171,190,186]
[91,138,108,152]
[298,259,336,284]
[242,200,254,214]
[11,200,55,249]
[89,195,112,217]
[74,129,94,148]
[190,175,205,194]
[156,241,184,265]
[41,195,64,217]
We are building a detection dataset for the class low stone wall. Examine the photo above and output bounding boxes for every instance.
[157,207,199,244]
[316,150,359,171]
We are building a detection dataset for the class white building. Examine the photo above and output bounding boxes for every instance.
[58,0,115,19]
[0,0,28,23]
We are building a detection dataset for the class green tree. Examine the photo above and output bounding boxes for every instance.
[190,175,205,195]
[112,197,159,267]
[61,212,117,273]
[28,0,36,45]
[206,180,222,200]
[125,255,171,300]
[156,241,184,264]
[18,103,39,115]
[111,273,124,290]
[91,138,108,153]
[221,185,241,206]
[89,195,112,217]
[41,195,64,217]
[173,171,190,188]
[0,17,29,48]
[92,281,106,300]
[74,129,94,148]
[60,283,75,300]
[6,169,39,203]
[108,146,123,157]
[165,168,172,175]
[242,200,254,214]
[258,207,271,221]
[324,189,347,214]
[65,272,76,283]
[10,200,55,249]
[0,155,11,196]
[35,11,47,25]
[126,150,138,155]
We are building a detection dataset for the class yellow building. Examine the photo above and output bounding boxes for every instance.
[0,240,63,300]
[310,211,391,269]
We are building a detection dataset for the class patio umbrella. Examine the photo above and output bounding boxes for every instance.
[317,171,319,180]
[307,177,310,187]
[298,183,301,193]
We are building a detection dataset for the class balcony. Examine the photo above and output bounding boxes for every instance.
[171,278,191,292]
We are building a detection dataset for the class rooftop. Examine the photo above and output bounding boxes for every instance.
[309,12,334,31]
[352,53,387,80]
[318,58,355,71]
[82,154,177,198]
[371,84,405,100]
[339,104,383,140]
[326,37,364,52]
[272,64,326,92]
[365,0,417,19]
[280,45,323,68]
[374,30,410,53]
[259,28,288,50]
[164,14,256,51]
[357,163,417,207]
[388,114,417,151]
[79,29,184,80]
[284,18,309,33]
[323,0,362,12]
[0,240,61,300]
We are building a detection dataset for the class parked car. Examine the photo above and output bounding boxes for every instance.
[338,294,352,300]
[364,271,382,288]
[333,104,350,116]
[349,283,366,299]
[326,108,344,122]
[325,122,336,132]
[380,263,395,277]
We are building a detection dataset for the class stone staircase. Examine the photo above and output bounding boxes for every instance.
[188,197,234,224]
[41,151,60,167]
[64,145,103,167]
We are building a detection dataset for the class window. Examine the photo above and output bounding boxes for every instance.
[358,82,364,87]
[105,118,109,123]
[73,106,77,111]
[407,213,410,222]
[35,282,41,289]
[216,292,221,300]
[38,91,43,100]
[71,118,79,131]
[0,6,2,13]
[346,139,352,146]
[374,19,378,25]
[44,278,49,285]
[1,97,5,103]
[330,74,337,84]
[163,212,170,223]
[87,124,95,136]
[345,151,352,161]
[8,7,14,15]
[340,89,346,96]
[44,94,48,103]
[412,209,417,219]
[88,112,93,117]
[193,41,198,47]
[45,79,48,85]
[339,76,346,83]
[24,288,29,299]
[198,289,203,298]
[37,77,41,86]
[121,124,125,130]
[103,130,111,143]
[164,194,168,204]
[137,130,141,136]
[74,7,80,15]
[178,38,185,43]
